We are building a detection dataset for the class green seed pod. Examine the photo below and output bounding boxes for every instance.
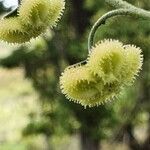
[60,39,143,107]
[60,65,99,104]
[60,64,122,107]
[87,39,126,84]
[48,0,65,27]
[19,0,65,41]
[19,0,50,26]
[122,45,143,85]
[19,0,65,27]
[0,17,31,44]
[78,80,122,107]
[0,0,65,44]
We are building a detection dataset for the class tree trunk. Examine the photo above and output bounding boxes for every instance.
[113,123,141,150]
[141,114,150,150]
[125,124,141,150]
[80,132,100,150]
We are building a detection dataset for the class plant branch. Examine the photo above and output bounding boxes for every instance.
[88,0,150,52]
[88,9,135,51]
[105,0,150,19]
[105,0,135,9]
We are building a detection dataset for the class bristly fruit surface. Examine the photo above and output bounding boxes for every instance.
[0,0,65,44]
[60,39,143,107]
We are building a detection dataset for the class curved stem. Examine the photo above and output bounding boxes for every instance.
[106,0,148,10]
[106,0,150,20]
[88,0,150,52]
[105,0,136,9]
[88,7,150,52]
[88,9,130,51]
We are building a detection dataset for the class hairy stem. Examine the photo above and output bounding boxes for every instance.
[105,0,150,19]
[105,0,136,9]
[88,0,150,52]
[88,9,135,51]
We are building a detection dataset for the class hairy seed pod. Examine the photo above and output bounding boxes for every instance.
[87,39,126,84]
[48,0,65,27]
[0,0,65,44]
[19,0,65,27]
[19,0,65,41]
[60,64,123,107]
[0,17,31,43]
[60,39,143,107]
[60,65,98,103]
[19,0,50,26]
[122,45,143,85]
[78,80,122,107]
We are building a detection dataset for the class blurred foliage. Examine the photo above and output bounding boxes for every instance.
[0,0,149,150]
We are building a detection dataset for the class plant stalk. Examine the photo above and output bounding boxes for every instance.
[105,0,150,20]
[88,0,150,52]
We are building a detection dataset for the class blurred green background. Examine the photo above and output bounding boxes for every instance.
[0,0,149,150]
